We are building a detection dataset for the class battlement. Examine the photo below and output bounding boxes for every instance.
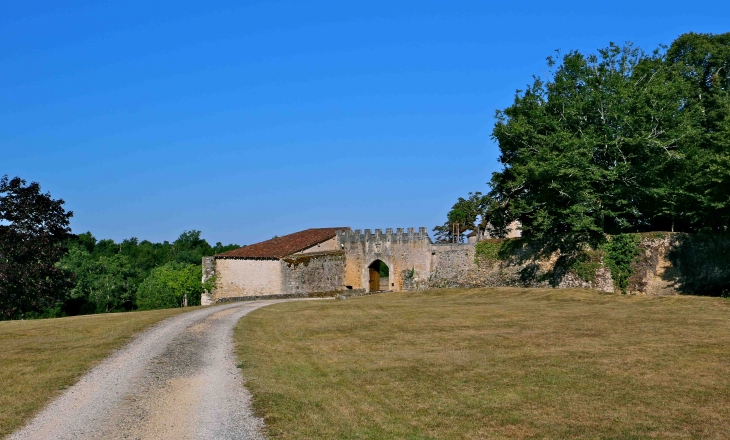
[337,227,431,243]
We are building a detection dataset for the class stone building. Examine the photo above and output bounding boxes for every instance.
[204,226,451,302]
[202,225,685,302]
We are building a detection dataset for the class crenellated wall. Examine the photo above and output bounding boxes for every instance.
[337,227,433,291]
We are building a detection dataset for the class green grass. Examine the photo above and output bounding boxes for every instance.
[234,288,730,439]
[0,307,199,438]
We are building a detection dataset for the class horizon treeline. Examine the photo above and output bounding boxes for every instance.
[0,174,243,320]
[56,231,240,316]
[436,32,730,255]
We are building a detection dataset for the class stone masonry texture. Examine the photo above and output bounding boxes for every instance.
[206,228,695,301]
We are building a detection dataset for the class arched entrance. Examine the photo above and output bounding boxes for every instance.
[367,260,390,292]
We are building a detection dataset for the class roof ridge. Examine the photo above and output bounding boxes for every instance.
[215,227,350,259]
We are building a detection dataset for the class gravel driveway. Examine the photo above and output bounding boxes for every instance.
[10,300,297,440]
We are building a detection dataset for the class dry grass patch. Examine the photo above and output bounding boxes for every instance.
[0,307,198,438]
[235,288,730,439]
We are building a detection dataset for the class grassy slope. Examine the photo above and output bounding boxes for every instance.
[0,307,198,438]
[235,288,730,439]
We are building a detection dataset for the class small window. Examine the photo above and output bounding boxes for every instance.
[346,285,353,290]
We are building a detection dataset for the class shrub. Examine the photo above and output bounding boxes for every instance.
[136,262,205,310]
[603,234,641,293]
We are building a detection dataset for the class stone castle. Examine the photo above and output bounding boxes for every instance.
[202,225,681,303]
[203,226,503,302]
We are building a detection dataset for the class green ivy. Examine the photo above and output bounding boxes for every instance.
[474,239,523,264]
[474,240,502,262]
[567,251,603,283]
[602,234,641,294]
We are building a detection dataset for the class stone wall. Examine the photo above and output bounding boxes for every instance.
[338,227,432,291]
[298,236,339,254]
[204,229,718,303]
[213,258,282,298]
[428,243,554,289]
[281,251,345,294]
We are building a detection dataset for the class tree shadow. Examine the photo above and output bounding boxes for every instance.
[666,233,730,296]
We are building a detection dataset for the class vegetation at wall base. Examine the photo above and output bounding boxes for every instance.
[602,234,641,293]
[565,249,604,283]
[235,288,730,439]
[0,306,197,437]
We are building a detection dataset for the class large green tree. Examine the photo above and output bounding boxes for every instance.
[136,262,207,310]
[0,176,73,319]
[483,35,729,255]
[60,246,139,314]
[664,32,730,230]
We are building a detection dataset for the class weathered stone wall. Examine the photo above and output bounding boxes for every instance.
[281,251,345,294]
[213,258,282,299]
[428,243,553,289]
[298,236,339,254]
[337,227,432,291]
[201,256,216,305]
[205,230,716,303]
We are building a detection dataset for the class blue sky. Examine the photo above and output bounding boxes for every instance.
[3,1,729,245]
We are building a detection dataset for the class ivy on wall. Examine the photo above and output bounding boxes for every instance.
[602,234,641,294]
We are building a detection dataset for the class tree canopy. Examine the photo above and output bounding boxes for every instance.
[0,176,73,319]
[440,32,730,255]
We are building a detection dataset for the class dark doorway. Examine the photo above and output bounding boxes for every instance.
[368,260,389,291]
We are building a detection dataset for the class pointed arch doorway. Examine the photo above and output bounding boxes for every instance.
[367,259,390,292]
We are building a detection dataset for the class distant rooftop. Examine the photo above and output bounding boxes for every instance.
[216,227,350,259]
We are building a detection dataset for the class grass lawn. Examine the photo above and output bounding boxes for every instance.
[234,288,730,439]
[0,307,199,438]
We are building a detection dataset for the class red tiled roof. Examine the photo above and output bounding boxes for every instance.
[216,227,350,259]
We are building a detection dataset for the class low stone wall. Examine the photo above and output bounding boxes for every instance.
[428,243,554,289]
[426,237,686,295]
[281,251,345,295]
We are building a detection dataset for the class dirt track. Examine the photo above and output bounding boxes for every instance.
[10,300,295,440]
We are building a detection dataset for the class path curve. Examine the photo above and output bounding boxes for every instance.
[10,300,298,440]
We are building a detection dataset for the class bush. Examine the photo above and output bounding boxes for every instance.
[136,262,205,310]
[603,234,641,294]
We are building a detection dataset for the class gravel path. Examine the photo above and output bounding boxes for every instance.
[10,300,298,440]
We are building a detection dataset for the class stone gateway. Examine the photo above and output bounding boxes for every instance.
[203,226,488,303]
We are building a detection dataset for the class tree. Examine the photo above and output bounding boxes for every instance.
[433,192,496,242]
[664,33,730,231]
[172,230,213,265]
[60,245,139,314]
[0,176,73,319]
[487,41,701,255]
[136,262,207,310]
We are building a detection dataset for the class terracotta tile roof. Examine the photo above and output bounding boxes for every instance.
[215,227,350,259]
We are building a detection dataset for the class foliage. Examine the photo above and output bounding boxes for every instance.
[603,234,641,293]
[442,32,730,258]
[379,261,389,278]
[57,230,240,315]
[59,246,139,314]
[0,176,73,319]
[136,262,206,310]
[474,240,502,262]
[566,250,603,283]
[433,192,501,242]
[474,238,522,263]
